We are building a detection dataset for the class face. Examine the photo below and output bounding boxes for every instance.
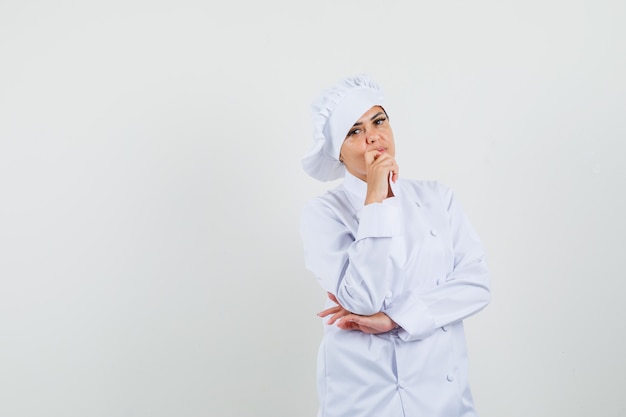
[339,105,395,182]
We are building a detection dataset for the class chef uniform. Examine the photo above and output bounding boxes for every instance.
[300,75,491,417]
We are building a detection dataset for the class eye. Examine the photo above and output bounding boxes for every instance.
[346,128,361,137]
[374,117,387,125]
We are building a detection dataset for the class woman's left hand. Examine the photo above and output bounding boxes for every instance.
[318,293,398,334]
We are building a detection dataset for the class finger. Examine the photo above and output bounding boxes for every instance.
[391,168,399,183]
[349,316,382,332]
[347,317,381,334]
[328,293,348,310]
[347,316,370,330]
[358,325,380,334]
[317,306,342,317]
[327,292,339,305]
[336,318,360,331]
[392,160,399,181]
[369,152,389,165]
[327,309,350,325]
[372,155,396,176]
[386,160,399,183]
[364,150,381,166]
[337,314,360,328]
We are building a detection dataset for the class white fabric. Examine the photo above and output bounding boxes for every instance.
[302,75,384,182]
[300,172,491,417]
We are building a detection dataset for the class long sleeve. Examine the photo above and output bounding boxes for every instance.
[383,184,491,341]
[301,192,402,316]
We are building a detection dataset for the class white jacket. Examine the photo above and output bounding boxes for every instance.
[301,172,491,417]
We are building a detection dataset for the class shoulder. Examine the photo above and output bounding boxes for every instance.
[302,184,351,218]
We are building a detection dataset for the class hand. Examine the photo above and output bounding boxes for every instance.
[364,151,399,204]
[318,293,398,335]
[317,293,352,325]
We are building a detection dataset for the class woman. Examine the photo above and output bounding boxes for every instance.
[300,75,491,417]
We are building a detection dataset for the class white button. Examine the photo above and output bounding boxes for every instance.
[430,229,438,237]
[397,380,405,389]
[386,290,393,298]
[446,374,455,382]
[442,326,448,332]
[436,279,441,286]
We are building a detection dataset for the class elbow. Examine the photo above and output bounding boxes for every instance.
[477,281,491,311]
[468,263,491,311]
[351,304,381,316]
[336,288,384,316]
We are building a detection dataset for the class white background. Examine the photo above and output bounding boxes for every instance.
[1,1,625,416]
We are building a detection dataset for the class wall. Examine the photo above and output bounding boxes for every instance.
[1,1,624,416]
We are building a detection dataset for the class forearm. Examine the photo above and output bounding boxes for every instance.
[302,197,401,316]
[329,200,402,315]
[384,255,491,341]
[334,236,393,315]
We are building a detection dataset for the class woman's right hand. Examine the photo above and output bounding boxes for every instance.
[318,293,352,325]
[364,151,398,204]
[319,292,398,335]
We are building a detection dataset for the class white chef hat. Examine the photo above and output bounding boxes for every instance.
[301,74,385,181]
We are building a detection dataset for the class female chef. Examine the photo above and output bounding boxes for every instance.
[300,74,491,417]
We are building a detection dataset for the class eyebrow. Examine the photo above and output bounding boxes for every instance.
[351,112,386,127]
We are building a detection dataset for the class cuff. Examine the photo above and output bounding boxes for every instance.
[384,293,437,341]
[355,199,401,241]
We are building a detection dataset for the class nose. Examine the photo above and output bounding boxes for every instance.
[366,133,378,144]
